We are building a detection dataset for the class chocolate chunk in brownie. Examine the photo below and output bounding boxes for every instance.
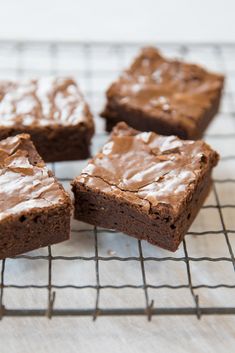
[0,134,72,259]
[72,122,219,251]
[101,47,224,139]
[0,77,94,162]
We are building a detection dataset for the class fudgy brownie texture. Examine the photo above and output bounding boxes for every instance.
[101,47,224,139]
[0,134,72,259]
[0,77,94,162]
[72,122,219,252]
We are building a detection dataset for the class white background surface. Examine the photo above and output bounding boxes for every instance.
[0,0,235,43]
[0,1,235,353]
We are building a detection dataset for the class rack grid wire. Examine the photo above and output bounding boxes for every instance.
[0,40,235,320]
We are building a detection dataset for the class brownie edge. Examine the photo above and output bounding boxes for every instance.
[72,122,219,251]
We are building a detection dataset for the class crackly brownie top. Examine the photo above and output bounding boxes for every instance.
[106,47,224,133]
[76,122,219,216]
[0,77,93,128]
[0,134,70,221]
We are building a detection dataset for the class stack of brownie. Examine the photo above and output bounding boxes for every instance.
[0,47,224,258]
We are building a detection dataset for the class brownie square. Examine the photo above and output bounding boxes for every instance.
[0,77,94,162]
[72,122,219,252]
[0,134,72,259]
[101,47,224,139]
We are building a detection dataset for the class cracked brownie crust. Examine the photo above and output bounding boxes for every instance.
[0,77,94,162]
[101,47,224,139]
[72,122,219,251]
[0,134,72,259]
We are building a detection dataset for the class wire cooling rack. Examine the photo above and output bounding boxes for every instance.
[0,40,235,320]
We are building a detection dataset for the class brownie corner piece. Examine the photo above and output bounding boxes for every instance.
[101,46,225,139]
[72,122,219,252]
[0,133,72,259]
[0,77,95,162]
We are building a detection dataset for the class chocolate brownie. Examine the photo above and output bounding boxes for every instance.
[101,47,224,139]
[0,77,94,162]
[72,122,219,252]
[0,134,72,259]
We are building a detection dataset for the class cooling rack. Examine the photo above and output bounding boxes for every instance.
[0,40,235,320]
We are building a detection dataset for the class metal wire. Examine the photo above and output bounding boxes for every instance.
[0,40,234,320]
[93,227,101,320]
[138,240,154,320]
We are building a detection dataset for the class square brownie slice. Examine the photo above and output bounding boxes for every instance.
[101,47,224,139]
[72,122,219,252]
[0,134,72,259]
[0,77,94,162]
